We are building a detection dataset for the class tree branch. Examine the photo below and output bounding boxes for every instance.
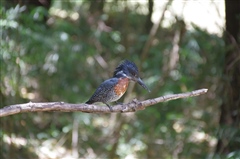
[0,89,208,117]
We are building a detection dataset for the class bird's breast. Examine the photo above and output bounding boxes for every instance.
[114,78,129,96]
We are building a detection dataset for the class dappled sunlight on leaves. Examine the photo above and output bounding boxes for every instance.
[0,0,229,158]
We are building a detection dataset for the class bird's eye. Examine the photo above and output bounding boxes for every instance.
[131,71,135,76]
[133,72,137,77]
[129,68,137,77]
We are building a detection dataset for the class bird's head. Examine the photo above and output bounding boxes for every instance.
[113,60,150,92]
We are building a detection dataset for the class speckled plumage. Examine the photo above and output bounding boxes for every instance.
[86,78,125,104]
[86,60,150,111]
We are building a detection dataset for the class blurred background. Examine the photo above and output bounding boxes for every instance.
[1,0,239,158]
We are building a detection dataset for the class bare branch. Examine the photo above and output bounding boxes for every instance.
[0,89,208,117]
[140,0,173,60]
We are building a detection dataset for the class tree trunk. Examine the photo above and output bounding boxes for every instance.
[215,0,240,155]
[144,0,154,34]
[89,0,105,14]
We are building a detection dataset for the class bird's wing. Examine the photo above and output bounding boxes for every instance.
[86,78,118,103]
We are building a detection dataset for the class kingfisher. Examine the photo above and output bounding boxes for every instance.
[86,60,150,111]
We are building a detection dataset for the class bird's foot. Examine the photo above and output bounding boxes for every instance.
[105,103,113,112]
[115,101,123,105]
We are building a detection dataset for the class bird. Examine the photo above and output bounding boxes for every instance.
[85,60,150,111]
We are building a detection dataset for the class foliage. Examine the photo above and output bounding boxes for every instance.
[0,1,232,159]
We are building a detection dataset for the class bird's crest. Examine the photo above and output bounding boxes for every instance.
[113,60,139,77]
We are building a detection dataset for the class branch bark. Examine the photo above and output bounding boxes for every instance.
[0,88,208,117]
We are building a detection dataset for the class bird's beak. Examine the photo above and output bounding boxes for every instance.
[136,78,151,92]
